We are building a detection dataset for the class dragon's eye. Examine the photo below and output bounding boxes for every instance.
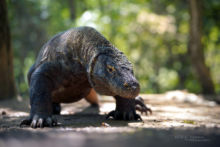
[107,65,115,73]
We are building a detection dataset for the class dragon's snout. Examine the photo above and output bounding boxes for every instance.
[119,78,140,98]
[123,80,140,91]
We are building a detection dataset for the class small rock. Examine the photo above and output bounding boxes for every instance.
[101,122,111,127]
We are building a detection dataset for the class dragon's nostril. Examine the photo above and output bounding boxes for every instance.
[131,82,139,89]
[123,82,129,87]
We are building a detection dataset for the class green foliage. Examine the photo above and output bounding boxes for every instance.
[7,0,220,96]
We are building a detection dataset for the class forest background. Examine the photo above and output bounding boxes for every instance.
[1,0,220,99]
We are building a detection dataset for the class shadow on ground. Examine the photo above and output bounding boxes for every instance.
[0,93,220,147]
[0,125,220,147]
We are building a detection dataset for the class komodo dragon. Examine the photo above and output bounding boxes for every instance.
[20,26,152,128]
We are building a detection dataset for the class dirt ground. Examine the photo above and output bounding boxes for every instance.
[0,91,220,147]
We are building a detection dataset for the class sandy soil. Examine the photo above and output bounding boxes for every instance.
[0,91,220,147]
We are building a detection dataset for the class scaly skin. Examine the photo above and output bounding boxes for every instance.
[20,26,152,128]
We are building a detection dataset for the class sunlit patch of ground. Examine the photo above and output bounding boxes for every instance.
[0,91,220,147]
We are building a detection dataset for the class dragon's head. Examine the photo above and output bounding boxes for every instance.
[88,49,140,98]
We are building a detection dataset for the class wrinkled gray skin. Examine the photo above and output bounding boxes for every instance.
[20,26,151,128]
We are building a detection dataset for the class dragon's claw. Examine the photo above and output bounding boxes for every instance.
[20,115,57,128]
[106,110,142,121]
[135,96,152,115]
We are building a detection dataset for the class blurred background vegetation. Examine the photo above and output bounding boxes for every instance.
[4,0,220,97]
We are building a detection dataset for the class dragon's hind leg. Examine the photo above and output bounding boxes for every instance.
[85,88,99,106]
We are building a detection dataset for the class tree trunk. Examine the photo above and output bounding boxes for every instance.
[68,0,76,21]
[0,0,16,99]
[188,0,215,94]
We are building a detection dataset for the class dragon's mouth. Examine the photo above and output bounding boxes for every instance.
[113,85,140,99]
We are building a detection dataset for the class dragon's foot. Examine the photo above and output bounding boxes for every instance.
[20,114,57,128]
[106,110,142,121]
[135,96,152,115]
[106,96,152,121]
